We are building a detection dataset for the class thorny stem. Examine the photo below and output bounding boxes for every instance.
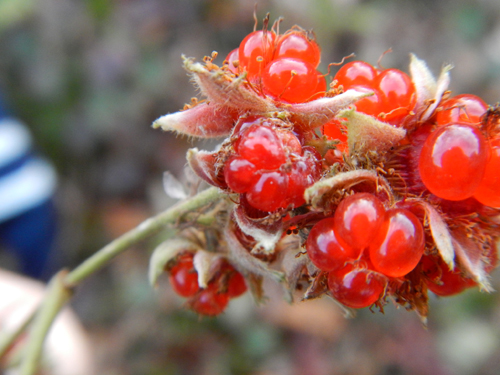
[13,187,224,374]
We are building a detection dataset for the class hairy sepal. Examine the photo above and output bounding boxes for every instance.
[149,238,202,287]
[305,170,392,212]
[234,205,283,255]
[152,102,238,138]
[452,230,493,292]
[409,54,452,123]
[288,89,373,129]
[338,108,406,155]
[184,57,275,113]
[278,234,307,303]
[411,200,455,270]
[193,250,221,289]
[187,148,227,189]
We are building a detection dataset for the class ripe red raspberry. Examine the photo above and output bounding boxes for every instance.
[262,57,325,103]
[418,124,488,201]
[306,217,360,272]
[421,255,476,296]
[274,30,321,67]
[333,193,385,250]
[189,283,229,316]
[368,208,424,278]
[332,60,416,126]
[238,30,276,81]
[224,118,321,212]
[328,264,385,309]
[436,94,488,126]
[474,138,500,207]
[168,253,199,297]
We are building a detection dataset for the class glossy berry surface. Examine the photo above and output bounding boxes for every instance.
[237,124,286,169]
[369,209,424,277]
[262,57,325,103]
[306,217,360,271]
[474,138,500,207]
[274,31,321,67]
[418,124,488,200]
[333,193,385,250]
[189,283,229,316]
[421,255,476,296]
[225,48,240,74]
[238,30,276,80]
[436,94,487,126]
[333,61,415,126]
[169,254,199,297]
[328,264,385,309]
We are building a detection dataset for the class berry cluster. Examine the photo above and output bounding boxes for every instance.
[418,94,500,205]
[167,253,247,316]
[153,17,500,318]
[306,193,426,308]
[227,28,325,103]
[224,116,321,212]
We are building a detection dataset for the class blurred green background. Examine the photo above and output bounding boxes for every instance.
[2,0,500,374]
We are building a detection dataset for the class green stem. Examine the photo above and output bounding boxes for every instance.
[17,186,223,374]
[65,186,222,286]
[19,271,72,375]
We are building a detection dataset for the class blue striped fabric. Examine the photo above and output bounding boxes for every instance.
[0,98,58,280]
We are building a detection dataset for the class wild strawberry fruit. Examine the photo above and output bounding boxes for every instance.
[274,30,321,67]
[238,30,276,81]
[418,124,488,201]
[189,283,230,316]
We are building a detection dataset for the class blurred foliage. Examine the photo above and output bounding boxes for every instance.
[2,0,500,374]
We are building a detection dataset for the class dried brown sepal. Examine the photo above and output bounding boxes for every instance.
[224,224,285,285]
[337,108,406,155]
[187,148,227,189]
[410,199,455,270]
[390,268,429,325]
[302,270,329,301]
[451,229,493,292]
[278,234,309,303]
[153,102,239,138]
[233,205,284,255]
[304,169,392,212]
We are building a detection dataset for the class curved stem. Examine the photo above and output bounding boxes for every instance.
[16,187,223,374]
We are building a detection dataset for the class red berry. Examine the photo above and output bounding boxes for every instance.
[474,138,500,207]
[286,149,322,207]
[436,94,487,126]
[306,217,360,272]
[349,85,383,117]
[322,120,348,152]
[376,68,416,124]
[274,31,321,67]
[238,30,276,80]
[369,209,424,278]
[189,283,229,316]
[246,171,287,212]
[227,271,247,298]
[262,57,323,103]
[169,254,199,297]
[328,264,385,308]
[224,156,259,193]
[334,193,385,250]
[418,124,488,200]
[237,124,286,170]
[421,255,476,296]
[225,48,240,74]
[335,61,378,87]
